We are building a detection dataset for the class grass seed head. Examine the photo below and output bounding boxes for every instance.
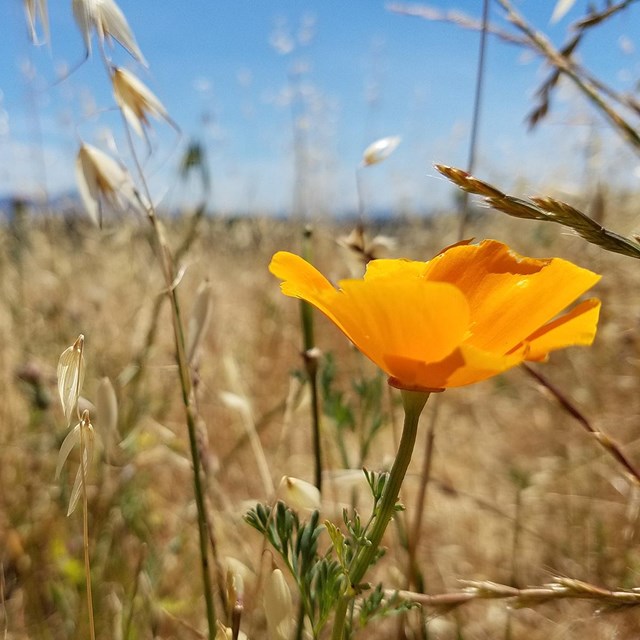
[72,0,147,65]
[57,334,85,426]
[112,67,170,137]
[362,135,401,166]
[76,143,140,226]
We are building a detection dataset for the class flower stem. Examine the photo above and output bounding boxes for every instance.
[331,389,430,640]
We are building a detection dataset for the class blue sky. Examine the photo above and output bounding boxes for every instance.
[1,1,638,216]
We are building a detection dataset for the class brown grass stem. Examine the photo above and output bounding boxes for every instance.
[574,0,638,28]
[495,0,640,153]
[385,576,640,611]
[522,364,640,486]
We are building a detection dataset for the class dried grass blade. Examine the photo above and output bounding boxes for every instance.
[67,425,94,516]
[56,423,81,479]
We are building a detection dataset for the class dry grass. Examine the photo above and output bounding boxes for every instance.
[2,206,640,639]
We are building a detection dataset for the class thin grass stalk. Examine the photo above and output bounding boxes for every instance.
[458,0,490,240]
[288,62,323,492]
[575,0,638,27]
[299,226,323,492]
[202,494,229,619]
[116,105,217,637]
[1,559,7,640]
[123,544,146,640]
[331,390,429,640]
[294,601,305,640]
[356,168,366,226]
[504,478,524,640]
[523,364,640,485]
[79,420,96,640]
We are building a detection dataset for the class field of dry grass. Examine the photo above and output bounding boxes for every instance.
[3,204,640,639]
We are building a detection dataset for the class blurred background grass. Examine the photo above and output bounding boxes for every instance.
[3,205,640,638]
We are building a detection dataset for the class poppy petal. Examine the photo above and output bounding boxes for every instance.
[385,342,527,390]
[422,240,600,354]
[522,298,601,361]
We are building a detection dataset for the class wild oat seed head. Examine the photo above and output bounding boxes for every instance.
[112,67,169,137]
[362,135,401,166]
[76,142,140,226]
[56,410,95,516]
[57,334,85,426]
[72,0,147,65]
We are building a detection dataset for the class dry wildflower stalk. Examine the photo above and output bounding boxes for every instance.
[56,336,96,640]
[523,364,640,486]
[386,3,527,45]
[435,164,640,259]
[575,0,638,28]
[390,1,640,151]
[386,576,640,615]
[495,0,640,150]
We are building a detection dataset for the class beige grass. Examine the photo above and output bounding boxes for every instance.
[2,209,640,639]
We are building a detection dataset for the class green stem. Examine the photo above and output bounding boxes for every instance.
[331,389,430,640]
[300,226,323,492]
[120,111,217,637]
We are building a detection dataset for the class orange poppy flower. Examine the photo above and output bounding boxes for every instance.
[269,239,601,391]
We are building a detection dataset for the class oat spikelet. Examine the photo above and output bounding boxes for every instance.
[362,135,401,166]
[435,163,640,259]
[57,334,85,426]
[56,410,95,516]
[72,0,147,65]
[76,143,141,227]
[112,67,172,137]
